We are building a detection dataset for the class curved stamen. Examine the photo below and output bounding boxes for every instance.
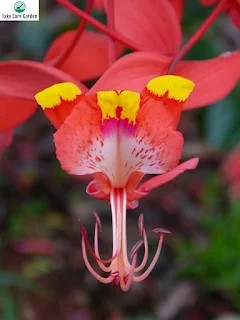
[121,242,142,291]
[81,234,113,284]
[133,229,170,283]
[134,232,149,272]
[78,219,119,264]
[93,212,113,272]
[134,214,149,272]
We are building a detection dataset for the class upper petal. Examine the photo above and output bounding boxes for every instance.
[91,51,240,110]
[44,30,124,81]
[175,51,240,109]
[113,0,182,55]
[89,52,172,93]
[0,60,86,131]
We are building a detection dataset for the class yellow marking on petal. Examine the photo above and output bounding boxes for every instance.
[146,75,195,102]
[97,91,119,120]
[118,91,140,123]
[97,90,140,124]
[35,82,82,109]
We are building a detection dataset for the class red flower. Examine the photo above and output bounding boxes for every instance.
[35,75,198,290]
[200,0,240,28]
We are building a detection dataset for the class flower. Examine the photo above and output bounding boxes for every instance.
[200,0,240,29]
[35,74,198,290]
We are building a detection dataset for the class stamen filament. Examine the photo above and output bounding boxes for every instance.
[133,233,164,282]
[78,188,169,290]
[81,235,113,284]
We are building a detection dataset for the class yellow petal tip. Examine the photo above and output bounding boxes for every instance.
[35,82,82,109]
[146,75,195,102]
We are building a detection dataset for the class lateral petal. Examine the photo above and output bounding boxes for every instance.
[175,51,240,109]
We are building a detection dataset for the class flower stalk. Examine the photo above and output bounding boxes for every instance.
[107,0,117,66]
[56,0,142,51]
[49,0,95,68]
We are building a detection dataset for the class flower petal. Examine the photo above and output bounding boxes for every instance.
[0,129,14,154]
[0,97,37,132]
[169,0,184,20]
[55,86,184,188]
[141,75,195,128]
[91,51,240,110]
[113,0,181,55]
[54,96,103,176]
[175,51,240,109]
[35,82,84,129]
[127,158,199,201]
[44,30,124,81]
[89,52,172,93]
[0,60,86,131]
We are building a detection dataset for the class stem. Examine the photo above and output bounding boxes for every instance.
[51,0,95,67]
[168,0,228,74]
[107,0,117,66]
[56,0,142,51]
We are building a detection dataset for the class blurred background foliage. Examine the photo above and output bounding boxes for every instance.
[0,0,240,319]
